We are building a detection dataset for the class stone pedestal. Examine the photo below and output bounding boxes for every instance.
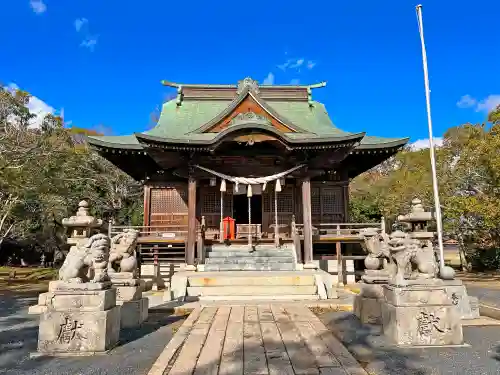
[354,283,385,324]
[36,281,120,356]
[28,292,52,314]
[440,279,480,320]
[111,275,148,328]
[381,284,463,346]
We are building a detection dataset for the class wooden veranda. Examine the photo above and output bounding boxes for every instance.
[109,217,384,284]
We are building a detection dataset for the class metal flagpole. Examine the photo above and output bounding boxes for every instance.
[415,4,445,272]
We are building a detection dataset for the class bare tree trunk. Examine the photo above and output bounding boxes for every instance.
[457,233,471,272]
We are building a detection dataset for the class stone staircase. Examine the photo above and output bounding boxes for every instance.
[201,243,296,272]
[166,243,338,302]
[185,271,323,301]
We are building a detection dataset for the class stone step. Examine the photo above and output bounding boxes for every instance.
[207,244,293,252]
[186,285,317,297]
[197,294,320,301]
[188,273,316,287]
[206,250,293,257]
[205,257,294,264]
[202,263,295,272]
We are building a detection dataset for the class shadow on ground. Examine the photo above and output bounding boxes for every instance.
[0,298,185,375]
[4,294,500,375]
[319,311,429,375]
[318,310,500,375]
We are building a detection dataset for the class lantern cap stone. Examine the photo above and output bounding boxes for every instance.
[62,199,103,228]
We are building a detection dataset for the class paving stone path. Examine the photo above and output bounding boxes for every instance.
[149,304,366,375]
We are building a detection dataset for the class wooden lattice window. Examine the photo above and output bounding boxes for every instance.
[202,189,218,213]
[321,187,343,214]
[263,186,293,213]
[201,187,233,216]
[150,187,187,214]
[277,187,293,213]
[311,187,321,215]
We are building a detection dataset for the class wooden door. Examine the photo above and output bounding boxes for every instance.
[148,185,188,231]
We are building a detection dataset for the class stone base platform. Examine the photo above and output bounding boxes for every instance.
[167,270,338,302]
[355,279,480,325]
[112,282,148,328]
[354,283,385,324]
[36,285,121,356]
[381,284,463,347]
[36,307,121,356]
[440,280,480,319]
[117,297,149,328]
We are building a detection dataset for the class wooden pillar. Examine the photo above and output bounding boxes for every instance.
[342,184,349,222]
[185,177,197,270]
[197,216,206,264]
[301,177,315,268]
[143,185,151,227]
[336,225,343,286]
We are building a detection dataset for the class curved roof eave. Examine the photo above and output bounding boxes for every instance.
[135,124,366,146]
[355,137,410,150]
[85,136,144,150]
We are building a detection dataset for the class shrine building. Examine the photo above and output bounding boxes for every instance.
[87,77,408,274]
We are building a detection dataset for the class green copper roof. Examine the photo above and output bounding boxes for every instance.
[86,134,142,149]
[140,99,354,139]
[358,136,409,149]
[87,98,408,149]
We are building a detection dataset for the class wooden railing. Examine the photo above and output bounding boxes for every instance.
[290,216,381,285]
[110,217,377,285]
[293,220,385,238]
[317,254,367,285]
[110,217,207,281]
[109,224,189,241]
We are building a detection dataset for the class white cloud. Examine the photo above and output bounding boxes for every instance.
[80,36,98,51]
[277,59,293,71]
[262,72,275,85]
[410,137,444,151]
[30,0,46,14]
[457,94,500,113]
[289,59,304,69]
[307,60,316,69]
[74,17,98,51]
[74,18,88,32]
[456,94,476,108]
[476,95,500,113]
[289,79,300,85]
[6,83,55,129]
[277,58,306,71]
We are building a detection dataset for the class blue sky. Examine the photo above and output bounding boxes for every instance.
[2,0,499,146]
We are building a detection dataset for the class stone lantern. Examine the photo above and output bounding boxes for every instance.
[397,198,434,242]
[62,200,103,249]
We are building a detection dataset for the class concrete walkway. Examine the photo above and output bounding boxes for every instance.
[148,304,366,375]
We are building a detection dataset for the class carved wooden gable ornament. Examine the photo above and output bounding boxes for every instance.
[200,77,302,134]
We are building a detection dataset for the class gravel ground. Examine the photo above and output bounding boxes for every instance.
[318,310,500,375]
[466,285,500,306]
[0,293,184,375]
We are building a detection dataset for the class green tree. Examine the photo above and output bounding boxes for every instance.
[0,85,143,264]
[350,121,500,270]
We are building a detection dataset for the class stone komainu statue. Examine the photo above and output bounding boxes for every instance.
[387,230,438,286]
[360,228,394,272]
[108,229,139,275]
[58,233,111,283]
